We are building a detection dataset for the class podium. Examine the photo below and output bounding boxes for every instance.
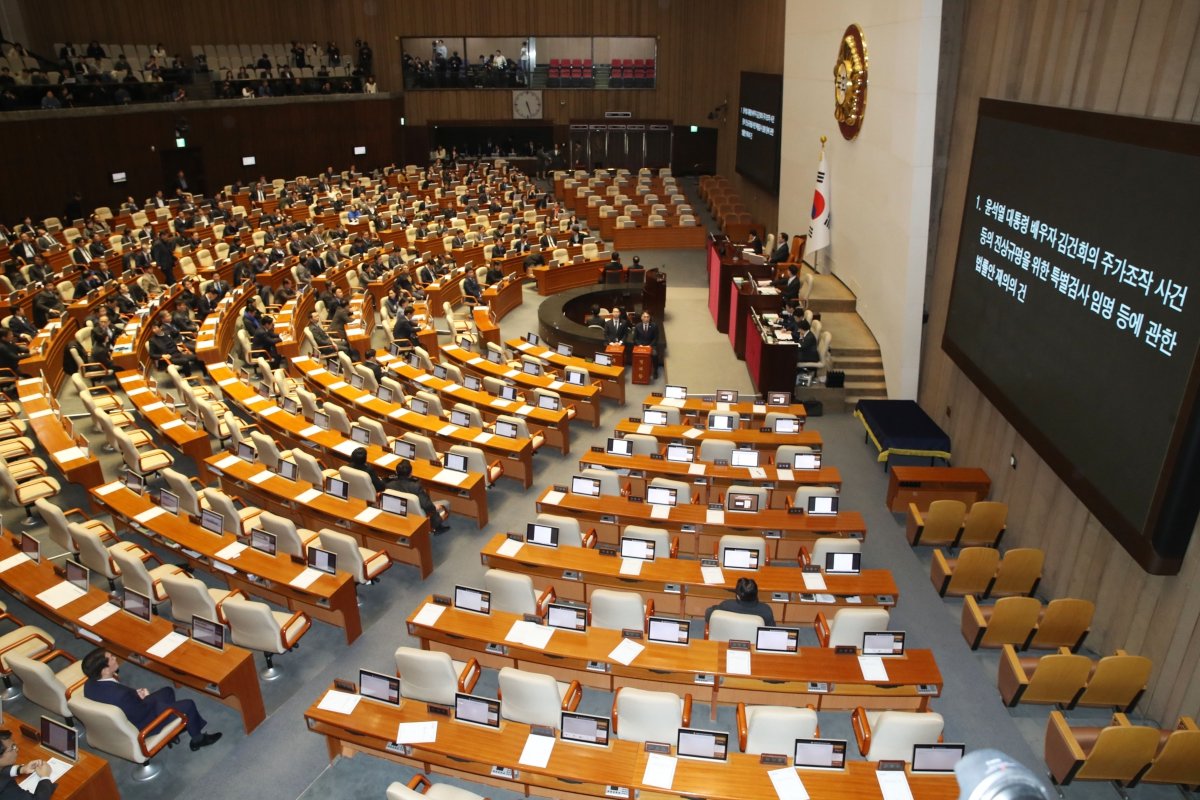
[632,345,653,385]
[605,343,626,369]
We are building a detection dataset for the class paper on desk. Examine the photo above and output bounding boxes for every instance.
[79,602,120,625]
[649,504,670,520]
[333,440,359,456]
[748,467,767,480]
[660,397,684,408]
[215,542,247,560]
[859,656,889,682]
[687,463,706,476]
[134,507,166,524]
[436,425,459,437]
[412,602,446,627]
[516,342,532,351]
[249,469,273,484]
[327,381,349,391]
[768,767,810,800]
[218,377,238,386]
[641,753,677,790]
[801,571,827,591]
[317,690,362,715]
[726,649,752,676]
[376,454,401,469]
[701,565,725,585]
[443,383,461,393]
[299,425,323,437]
[53,446,85,462]
[776,469,795,482]
[355,507,382,523]
[467,357,485,365]
[214,454,240,470]
[395,721,438,744]
[0,553,31,573]
[496,538,524,557]
[619,558,643,576]
[717,402,731,411]
[636,424,653,434]
[753,404,768,415]
[608,638,644,666]
[542,490,565,505]
[473,432,494,444]
[260,405,282,417]
[706,508,726,525]
[414,374,434,384]
[433,468,467,486]
[516,404,534,415]
[506,620,554,649]
[682,428,703,439]
[95,481,124,496]
[36,581,88,609]
[876,769,916,800]
[519,733,556,768]
[504,369,520,378]
[296,488,322,503]
[289,567,324,589]
[18,758,72,793]
[147,632,187,658]
[388,408,409,419]
[28,409,54,420]
[161,418,185,430]
[548,380,564,391]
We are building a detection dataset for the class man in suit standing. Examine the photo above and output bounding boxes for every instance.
[0,729,56,798]
[769,232,791,264]
[604,306,631,350]
[81,649,221,752]
[632,311,662,379]
[151,231,176,285]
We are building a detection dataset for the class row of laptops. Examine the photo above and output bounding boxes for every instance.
[603,437,823,471]
[659,385,795,406]
[565,472,838,516]
[641,410,800,434]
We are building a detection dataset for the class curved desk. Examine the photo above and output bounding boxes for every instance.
[507,338,625,405]
[613,418,822,451]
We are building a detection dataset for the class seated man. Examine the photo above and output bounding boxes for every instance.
[81,648,221,752]
[384,460,449,533]
[0,728,56,798]
[704,577,775,626]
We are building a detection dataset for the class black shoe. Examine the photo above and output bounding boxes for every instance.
[190,732,222,751]
[433,525,450,535]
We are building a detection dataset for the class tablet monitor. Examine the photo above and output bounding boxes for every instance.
[566,370,585,386]
[647,616,690,645]
[722,547,760,570]
[499,385,520,402]
[911,743,966,773]
[767,392,791,406]
[350,425,371,444]
[392,440,417,459]
[486,349,504,365]
[277,458,299,481]
[561,711,610,747]
[677,728,728,761]
[17,531,39,564]
[570,475,602,496]
[65,559,89,592]
[325,476,349,500]
[463,375,482,391]
[807,495,839,516]
[605,437,632,456]
[122,587,151,621]
[376,385,395,403]
[449,409,473,427]
[774,417,800,434]
[199,508,224,535]
[755,626,800,653]
[191,615,225,651]
[645,485,677,507]
[665,444,694,463]
[313,411,330,430]
[358,668,401,706]
[407,353,423,369]
[727,492,760,513]
[643,409,668,426]
[664,385,687,400]
[349,372,366,389]
[493,420,518,438]
[453,585,491,614]
[525,523,559,548]
[525,332,540,346]
[307,546,337,575]
[715,389,738,403]
[159,489,180,515]
[122,469,144,495]
[379,491,408,516]
[282,396,300,415]
[454,693,500,728]
[432,364,448,380]
[443,452,468,473]
[409,397,429,415]
[522,361,542,376]
[730,448,759,468]
[620,537,656,561]
[457,336,473,351]
[537,394,560,411]
[791,452,822,470]
[249,528,277,555]
[546,602,588,632]
[862,631,906,657]
[594,352,613,367]
[237,441,257,462]
[39,717,77,762]
[794,738,847,771]
[556,343,573,357]
[708,414,735,431]
[825,551,861,575]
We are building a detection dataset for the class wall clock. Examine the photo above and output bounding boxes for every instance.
[512,89,543,120]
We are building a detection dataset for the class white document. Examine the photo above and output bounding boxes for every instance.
[437,424,459,436]
[333,440,359,456]
[753,404,768,414]
[701,565,725,585]
[161,418,185,430]
[52,446,85,462]
[433,468,467,486]
[748,467,767,480]
[218,377,238,386]
[473,432,494,444]
[214,454,241,470]
[541,490,566,505]
[355,507,382,523]
[289,567,324,589]
[649,504,671,520]
[717,402,731,412]
[296,488,322,503]
[687,462,707,476]
[327,381,349,391]
[95,481,124,496]
[619,558,643,576]
[876,770,916,800]
[147,632,188,658]
[36,581,87,609]
[726,649,752,676]
[636,424,653,434]
[388,408,410,420]
[215,542,247,560]
[506,620,554,650]
[249,470,273,484]
[858,656,889,682]
[504,369,520,378]
[548,380,564,390]
[516,342,531,351]
[608,638,644,666]
[496,538,524,557]
[706,508,726,525]
[443,383,461,393]
[516,405,535,415]
[801,572,827,591]
[776,469,795,482]
[660,397,684,408]
[414,374,434,384]
[142,401,165,412]
[682,428,703,439]
[317,690,362,715]
[18,758,72,793]
[0,553,31,573]
[768,767,810,800]
[260,405,282,417]
[299,425,323,437]
[518,733,556,768]
[467,357,485,365]
[395,721,438,744]
[79,602,120,625]
[411,603,446,627]
[641,753,677,790]
[134,507,166,524]
[28,409,54,420]
[376,454,401,468]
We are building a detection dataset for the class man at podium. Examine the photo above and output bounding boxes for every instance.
[632,311,662,380]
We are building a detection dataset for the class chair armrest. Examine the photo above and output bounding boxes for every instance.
[582,528,597,549]
[279,611,312,649]
[140,550,164,566]
[0,630,54,662]
[0,610,24,628]
[962,595,987,650]
[561,680,582,712]
[799,545,812,567]
[851,706,872,756]
[215,588,249,624]
[736,702,749,752]
[931,550,953,596]
[363,550,391,574]
[681,693,692,727]
[997,644,1028,707]
[34,648,77,668]
[906,503,925,545]
[457,657,481,694]
[535,585,556,617]
[669,537,679,559]
[643,599,655,629]
[1044,710,1087,785]
[814,612,831,648]
[64,674,87,698]
[137,707,188,757]
[406,775,432,793]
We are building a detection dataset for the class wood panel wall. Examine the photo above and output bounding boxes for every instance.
[16,0,784,225]
[923,0,1200,724]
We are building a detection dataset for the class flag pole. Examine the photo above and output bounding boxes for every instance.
[812,136,826,275]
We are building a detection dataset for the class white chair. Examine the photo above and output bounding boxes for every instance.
[393,646,480,705]
[775,445,815,467]
[109,547,182,608]
[724,484,768,512]
[621,525,677,558]
[317,529,390,585]
[707,610,763,642]
[0,457,60,526]
[162,468,206,517]
[717,535,768,568]
[338,466,378,503]
[401,432,440,462]
[580,467,623,496]
[803,538,862,568]
[293,450,337,488]
[623,433,658,456]
[533,513,595,548]
[698,439,734,463]
[67,693,187,781]
[200,488,262,536]
[36,498,113,558]
[814,608,891,649]
[498,666,582,728]
[612,687,691,743]
[160,571,242,625]
[646,404,680,426]
[114,428,174,483]
[249,431,292,471]
[222,597,311,680]
[71,523,150,591]
[355,418,390,448]
[706,411,739,431]
[737,704,820,754]
[448,445,502,487]
[7,652,86,728]
[494,415,544,452]
[649,476,691,504]
[323,402,353,435]
[483,569,554,616]
[791,485,841,510]
[386,775,487,800]
[852,709,945,762]
[764,412,799,431]
[0,625,56,700]
[257,510,320,556]
[589,588,652,631]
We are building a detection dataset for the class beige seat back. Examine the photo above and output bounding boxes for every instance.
[707,610,762,642]
[498,667,563,728]
[162,468,203,516]
[589,588,645,631]
[534,513,584,547]
[257,510,309,557]
[223,598,286,653]
[71,524,120,581]
[483,569,536,615]
[338,466,377,503]
[394,646,459,705]
[824,608,891,649]
[614,687,684,743]
[717,534,766,570]
[160,572,219,624]
[742,705,819,755]
[7,653,74,718]
[861,711,944,762]
[318,529,366,582]
[67,693,182,766]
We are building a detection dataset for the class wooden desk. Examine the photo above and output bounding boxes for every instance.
[533,487,867,562]
[612,224,707,250]
[730,281,782,359]
[479,533,898,623]
[425,269,467,318]
[745,312,801,396]
[887,467,992,512]
[116,371,213,470]
[533,259,608,296]
[91,480,363,644]
[0,712,118,800]
[613,419,822,451]
[0,537,266,733]
[642,395,807,423]
[482,275,524,320]
[305,691,958,800]
[508,338,626,405]
[408,599,940,712]
[16,377,105,491]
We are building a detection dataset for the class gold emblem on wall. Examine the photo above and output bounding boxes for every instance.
[833,24,868,140]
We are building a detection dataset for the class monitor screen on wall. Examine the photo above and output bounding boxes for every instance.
[735,72,783,195]
[943,98,1200,575]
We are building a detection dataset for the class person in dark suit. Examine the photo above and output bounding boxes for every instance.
[0,728,56,798]
[632,311,662,379]
[538,231,556,250]
[391,307,416,343]
[603,306,630,346]
[384,460,449,532]
[769,232,791,264]
[7,308,37,342]
[70,238,92,265]
[746,230,763,255]
[151,231,176,285]
[796,318,819,363]
[81,649,221,752]
[416,262,435,285]
[779,265,800,302]
[462,271,482,302]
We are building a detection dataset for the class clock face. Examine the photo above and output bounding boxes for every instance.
[833,24,868,140]
[512,90,543,119]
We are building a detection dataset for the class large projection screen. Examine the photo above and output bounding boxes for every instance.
[942,99,1200,575]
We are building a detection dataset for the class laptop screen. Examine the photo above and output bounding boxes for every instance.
[647,616,690,645]
[19,532,40,564]
[409,397,429,415]
[159,489,180,515]
[494,420,518,438]
[807,495,839,516]
[571,476,601,496]
[443,452,469,473]
[664,385,687,400]
[862,631,906,657]
[277,459,299,481]
[774,417,800,434]
[546,602,588,632]
[122,587,152,621]
[358,668,402,705]
[463,375,482,391]
[525,332,540,346]
[377,385,395,403]
[643,409,668,426]
[432,364,448,380]
[645,486,677,507]
[665,444,693,463]
[450,409,473,427]
[722,547,760,570]
[755,626,800,653]
[453,585,491,613]
[522,361,542,376]
[794,738,847,770]
[307,546,337,575]
[537,394,559,411]
[199,508,224,535]
[39,717,77,762]
[825,551,861,574]
[708,414,735,431]
[65,559,89,592]
[561,711,610,746]
[191,615,225,650]
[677,729,728,761]
[620,537,656,561]
[792,452,822,470]
[392,440,417,459]
[556,343,572,357]
[455,693,501,728]
[249,528,277,555]
[237,441,257,462]
[350,425,371,444]
[606,437,632,456]
[379,491,408,516]
[525,523,559,547]
[313,411,330,430]
[715,389,738,403]
[499,385,519,401]
[911,743,966,773]
[594,352,613,367]
[730,449,759,468]
[727,492,760,513]
[767,391,791,406]
[325,477,350,500]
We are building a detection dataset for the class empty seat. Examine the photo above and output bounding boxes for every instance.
[1074,650,1153,712]
[997,645,1092,708]
[707,610,762,642]
[589,588,652,631]
[930,547,1000,597]
[814,608,891,649]
[1134,716,1200,790]
[222,597,311,680]
[533,513,595,548]
[612,687,691,743]
[393,646,480,706]
[737,704,819,754]
[961,595,1041,650]
[497,667,581,728]
[386,775,487,800]
[958,501,1008,547]
[483,569,554,616]
[1044,710,1160,788]
[852,708,944,762]
[905,500,966,546]
[988,547,1044,598]
[1028,598,1094,652]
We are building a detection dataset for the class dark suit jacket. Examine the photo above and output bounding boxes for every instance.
[632,322,659,347]
[0,769,55,799]
[796,330,819,363]
[769,242,791,264]
[604,319,630,344]
[83,678,157,729]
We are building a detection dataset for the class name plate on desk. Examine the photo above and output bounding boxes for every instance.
[644,742,671,755]
[431,594,451,606]
[622,628,643,640]
[835,645,857,655]
[591,446,605,452]
[807,681,832,693]
[333,679,356,693]
[598,546,617,557]
[727,640,751,651]
[759,754,788,766]
[877,760,907,772]
[788,507,805,514]
[426,703,450,717]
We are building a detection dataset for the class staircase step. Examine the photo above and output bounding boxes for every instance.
[842,368,885,383]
